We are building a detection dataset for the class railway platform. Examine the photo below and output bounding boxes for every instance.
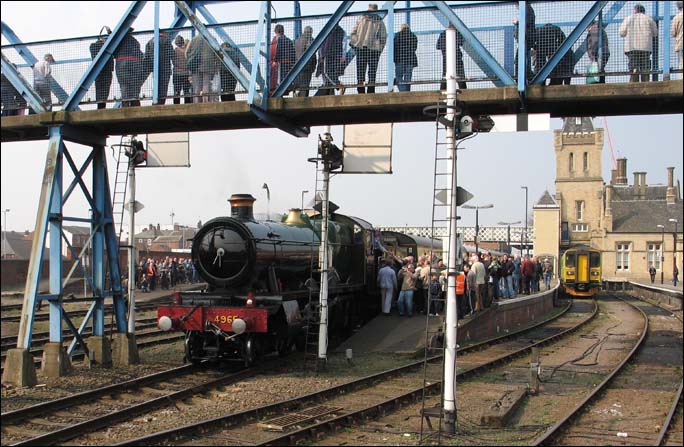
[337,284,560,355]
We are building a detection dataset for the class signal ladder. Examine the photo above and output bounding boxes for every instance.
[111,136,132,247]
[303,155,329,371]
[419,100,458,444]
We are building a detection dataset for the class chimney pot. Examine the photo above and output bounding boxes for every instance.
[667,167,675,188]
[633,172,640,198]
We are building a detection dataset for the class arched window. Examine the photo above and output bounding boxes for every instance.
[569,152,574,172]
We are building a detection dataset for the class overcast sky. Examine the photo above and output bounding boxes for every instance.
[1,1,682,234]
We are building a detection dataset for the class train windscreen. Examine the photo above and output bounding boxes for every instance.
[590,252,601,268]
[565,252,576,268]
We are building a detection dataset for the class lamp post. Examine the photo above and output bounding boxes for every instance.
[2,209,9,259]
[498,220,521,254]
[657,224,665,284]
[669,218,678,284]
[262,183,270,220]
[301,189,309,211]
[462,203,494,256]
[521,186,529,256]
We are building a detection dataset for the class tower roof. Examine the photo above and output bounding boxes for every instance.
[534,190,559,208]
[562,117,594,133]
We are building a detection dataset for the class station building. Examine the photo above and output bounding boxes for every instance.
[534,117,683,282]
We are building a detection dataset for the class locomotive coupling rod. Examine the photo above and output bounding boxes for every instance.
[180,304,201,323]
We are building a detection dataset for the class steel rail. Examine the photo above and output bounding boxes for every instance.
[532,296,650,446]
[11,368,259,447]
[1,318,159,349]
[117,299,597,446]
[657,381,684,446]
[1,364,196,424]
[0,301,162,323]
[1,332,185,374]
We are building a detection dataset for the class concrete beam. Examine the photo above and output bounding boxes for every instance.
[2,81,682,142]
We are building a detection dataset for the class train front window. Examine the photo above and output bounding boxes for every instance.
[590,252,600,268]
[566,253,576,268]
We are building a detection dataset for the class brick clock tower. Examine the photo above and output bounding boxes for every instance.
[553,117,604,249]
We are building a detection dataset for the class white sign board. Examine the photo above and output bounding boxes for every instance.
[145,132,190,167]
[490,113,550,132]
[341,123,393,174]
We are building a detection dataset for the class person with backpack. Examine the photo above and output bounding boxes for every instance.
[293,26,317,97]
[487,255,502,303]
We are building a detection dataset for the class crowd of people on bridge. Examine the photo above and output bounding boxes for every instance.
[2,2,683,115]
[377,249,554,320]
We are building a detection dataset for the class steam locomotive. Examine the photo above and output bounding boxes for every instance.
[157,194,382,365]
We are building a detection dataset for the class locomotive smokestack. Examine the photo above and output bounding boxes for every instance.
[228,194,256,221]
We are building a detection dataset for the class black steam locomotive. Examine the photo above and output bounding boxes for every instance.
[158,194,380,365]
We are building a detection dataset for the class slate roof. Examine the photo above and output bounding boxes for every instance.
[535,190,558,207]
[62,225,91,235]
[1,231,48,260]
[562,117,594,133]
[611,201,683,233]
[611,184,669,201]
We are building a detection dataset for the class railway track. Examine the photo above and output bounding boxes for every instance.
[0,317,159,352]
[533,295,683,446]
[0,302,163,323]
[112,299,599,446]
[0,330,185,375]
[1,364,258,446]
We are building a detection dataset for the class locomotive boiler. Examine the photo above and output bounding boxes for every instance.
[158,194,379,365]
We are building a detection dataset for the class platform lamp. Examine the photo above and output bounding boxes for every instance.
[301,190,309,211]
[2,208,9,259]
[262,183,270,221]
[657,224,665,284]
[498,220,521,254]
[462,203,494,256]
[669,218,678,282]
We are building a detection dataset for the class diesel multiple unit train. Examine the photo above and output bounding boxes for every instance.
[559,245,602,297]
[157,194,443,365]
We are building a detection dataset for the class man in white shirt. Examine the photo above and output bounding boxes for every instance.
[32,53,54,111]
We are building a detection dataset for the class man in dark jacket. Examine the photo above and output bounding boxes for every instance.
[521,255,535,294]
[535,24,575,85]
[513,2,536,82]
[315,24,346,96]
[143,30,175,105]
[394,23,417,92]
[270,24,296,94]
[89,26,114,109]
[437,26,467,90]
[1,71,27,116]
[114,28,144,107]
[219,42,241,101]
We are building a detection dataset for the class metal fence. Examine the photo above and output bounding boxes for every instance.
[1,1,681,114]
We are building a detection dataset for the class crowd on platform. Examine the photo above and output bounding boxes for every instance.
[2,2,682,115]
[377,250,554,320]
[135,256,200,293]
